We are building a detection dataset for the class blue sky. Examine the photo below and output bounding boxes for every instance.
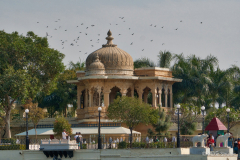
[1,0,240,69]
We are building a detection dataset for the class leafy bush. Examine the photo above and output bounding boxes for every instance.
[0,144,26,150]
[82,144,87,149]
[1,138,17,145]
[118,141,127,149]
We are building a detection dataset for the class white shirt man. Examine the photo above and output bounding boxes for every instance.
[62,129,68,139]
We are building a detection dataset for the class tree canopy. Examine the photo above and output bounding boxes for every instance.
[107,96,159,147]
[0,31,65,138]
[53,117,72,138]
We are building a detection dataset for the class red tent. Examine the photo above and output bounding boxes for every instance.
[205,117,227,130]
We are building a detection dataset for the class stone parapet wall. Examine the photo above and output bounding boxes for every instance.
[0,149,237,160]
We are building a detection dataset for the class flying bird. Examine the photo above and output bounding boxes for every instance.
[130,42,133,45]
[150,24,152,26]
[150,40,153,42]
[85,33,88,35]
[162,43,164,45]
[142,49,144,51]
[118,34,121,36]
[132,33,134,35]
[86,27,88,29]
[46,32,48,36]
[154,25,156,27]
[91,25,95,27]
[65,30,67,31]
[85,52,88,54]
[180,20,182,22]
[46,26,48,28]
[162,26,164,28]
[129,28,131,30]
[175,28,178,30]
[200,22,203,24]
[81,23,83,25]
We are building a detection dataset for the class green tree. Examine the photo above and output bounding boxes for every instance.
[37,59,85,117]
[107,96,159,148]
[0,31,64,138]
[205,106,240,130]
[158,50,173,68]
[53,117,72,138]
[172,54,218,107]
[134,57,155,69]
[170,104,201,135]
[23,99,46,139]
[153,106,171,135]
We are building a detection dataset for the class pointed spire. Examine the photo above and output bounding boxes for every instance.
[94,53,100,62]
[102,30,117,47]
[106,29,114,45]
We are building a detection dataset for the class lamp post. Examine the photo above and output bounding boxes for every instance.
[25,109,29,150]
[98,107,102,149]
[201,106,205,134]
[176,104,180,148]
[226,108,230,133]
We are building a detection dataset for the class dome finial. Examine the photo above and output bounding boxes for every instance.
[95,53,100,62]
[107,30,112,36]
[106,30,114,45]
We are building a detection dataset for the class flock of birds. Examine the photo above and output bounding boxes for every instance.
[36,17,204,55]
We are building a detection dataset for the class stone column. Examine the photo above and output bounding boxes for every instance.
[97,87,102,106]
[158,89,162,107]
[152,89,157,108]
[170,93,173,108]
[89,90,93,107]
[121,88,128,96]
[104,88,111,107]
[137,89,143,101]
[84,89,88,107]
[165,88,168,108]
[131,87,134,97]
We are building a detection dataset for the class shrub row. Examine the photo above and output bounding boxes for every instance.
[0,144,26,150]
[118,141,177,149]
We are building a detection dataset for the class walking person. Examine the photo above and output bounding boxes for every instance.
[62,129,68,139]
[228,134,233,148]
[78,132,83,149]
[74,132,80,149]
[237,138,240,159]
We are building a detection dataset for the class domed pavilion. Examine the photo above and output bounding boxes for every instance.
[68,30,182,128]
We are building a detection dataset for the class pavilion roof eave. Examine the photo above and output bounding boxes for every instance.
[75,75,182,82]
[77,75,139,80]
[139,76,182,82]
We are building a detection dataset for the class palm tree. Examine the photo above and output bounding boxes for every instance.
[134,57,155,68]
[158,50,173,68]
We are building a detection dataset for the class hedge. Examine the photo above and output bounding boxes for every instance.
[0,144,26,150]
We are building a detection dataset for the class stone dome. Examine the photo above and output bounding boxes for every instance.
[86,30,134,76]
[86,54,105,76]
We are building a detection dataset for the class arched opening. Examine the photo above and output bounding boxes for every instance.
[161,88,165,107]
[80,90,85,109]
[143,87,152,105]
[93,88,100,106]
[134,89,139,98]
[109,86,121,104]
[126,88,131,97]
